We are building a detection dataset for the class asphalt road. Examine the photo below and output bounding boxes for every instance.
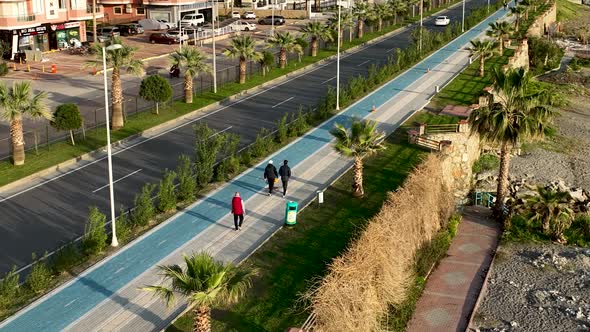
[0,0,496,275]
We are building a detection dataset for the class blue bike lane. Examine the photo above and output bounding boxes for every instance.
[0,4,511,331]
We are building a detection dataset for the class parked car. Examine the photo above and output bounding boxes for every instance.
[182,27,202,39]
[258,15,285,25]
[434,16,450,26]
[117,23,144,36]
[242,11,256,19]
[96,26,120,42]
[180,13,205,27]
[166,29,189,41]
[149,32,179,44]
[158,19,176,29]
[230,21,257,31]
[231,11,241,18]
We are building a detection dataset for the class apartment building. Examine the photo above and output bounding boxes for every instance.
[142,0,213,26]
[0,0,104,58]
[99,0,146,25]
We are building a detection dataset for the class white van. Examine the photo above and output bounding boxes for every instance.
[179,13,205,27]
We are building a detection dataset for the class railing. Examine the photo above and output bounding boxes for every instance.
[424,123,459,134]
[414,136,442,151]
[86,5,102,13]
[17,15,36,22]
[474,192,509,215]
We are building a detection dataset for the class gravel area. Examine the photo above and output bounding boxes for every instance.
[470,242,590,332]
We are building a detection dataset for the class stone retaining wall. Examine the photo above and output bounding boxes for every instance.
[526,2,557,37]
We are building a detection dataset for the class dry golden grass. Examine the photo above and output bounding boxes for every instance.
[305,155,454,331]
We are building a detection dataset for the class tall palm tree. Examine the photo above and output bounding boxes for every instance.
[524,187,573,241]
[170,47,210,104]
[330,119,385,197]
[266,32,303,69]
[372,3,392,31]
[223,34,262,84]
[144,253,257,332]
[389,0,408,25]
[510,6,526,31]
[300,21,333,57]
[487,21,513,56]
[468,39,496,77]
[0,81,51,165]
[87,38,144,130]
[353,1,371,39]
[469,68,554,222]
[328,12,355,45]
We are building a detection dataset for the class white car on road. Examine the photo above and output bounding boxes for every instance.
[434,16,450,26]
[242,11,256,19]
[180,13,205,27]
[231,11,241,18]
[230,21,257,31]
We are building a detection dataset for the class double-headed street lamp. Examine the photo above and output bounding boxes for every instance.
[102,43,122,247]
[462,0,466,32]
[336,1,341,111]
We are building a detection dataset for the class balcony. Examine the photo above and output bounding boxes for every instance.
[86,5,103,13]
[17,15,36,22]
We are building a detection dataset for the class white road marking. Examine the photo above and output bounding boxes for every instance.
[386,47,397,53]
[271,96,294,109]
[321,76,336,84]
[158,240,166,246]
[92,169,143,193]
[115,267,125,274]
[64,299,77,307]
[356,60,371,67]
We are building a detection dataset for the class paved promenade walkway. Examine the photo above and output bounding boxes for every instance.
[0,4,511,331]
[406,206,502,332]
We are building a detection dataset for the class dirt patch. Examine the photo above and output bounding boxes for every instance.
[470,242,590,332]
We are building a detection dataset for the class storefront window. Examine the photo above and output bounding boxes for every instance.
[18,36,33,51]
[56,30,68,48]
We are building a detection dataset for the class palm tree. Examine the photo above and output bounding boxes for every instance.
[258,50,275,76]
[389,0,408,25]
[295,36,308,63]
[0,81,51,165]
[487,21,513,56]
[300,21,333,57]
[468,39,496,77]
[519,0,531,20]
[372,3,392,31]
[510,6,526,31]
[469,68,554,222]
[524,187,573,241]
[170,47,210,104]
[87,38,144,129]
[223,34,262,84]
[328,12,355,45]
[353,1,371,39]
[266,32,303,69]
[330,119,385,197]
[144,253,257,332]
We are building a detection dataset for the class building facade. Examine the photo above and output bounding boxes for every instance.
[99,0,145,25]
[0,0,104,58]
[142,0,212,26]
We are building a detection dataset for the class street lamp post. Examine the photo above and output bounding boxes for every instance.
[336,2,341,111]
[271,0,276,37]
[102,43,122,248]
[487,0,490,14]
[419,0,423,53]
[462,0,465,32]
[212,0,217,93]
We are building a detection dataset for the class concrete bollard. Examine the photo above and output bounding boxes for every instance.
[435,85,440,93]
[317,190,324,204]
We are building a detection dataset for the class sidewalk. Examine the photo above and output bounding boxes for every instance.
[406,206,502,332]
[0,4,511,331]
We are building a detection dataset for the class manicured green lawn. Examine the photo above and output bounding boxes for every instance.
[431,48,514,108]
[167,136,426,332]
[556,0,589,21]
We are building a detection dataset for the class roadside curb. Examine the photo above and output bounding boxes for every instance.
[0,22,410,196]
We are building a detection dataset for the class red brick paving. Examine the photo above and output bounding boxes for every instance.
[406,206,501,332]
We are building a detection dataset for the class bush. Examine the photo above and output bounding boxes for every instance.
[0,62,9,77]
[215,134,241,181]
[139,75,173,114]
[177,154,196,201]
[0,266,19,309]
[50,243,83,274]
[194,123,227,186]
[472,154,500,173]
[251,128,274,158]
[576,213,590,238]
[51,103,82,146]
[240,148,253,166]
[158,169,177,213]
[26,253,52,294]
[528,37,564,74]
[288,110,309,137]
[115,206,133,243]
[82,206,108,256]
[276,113,288,144]
[132,183,156,226]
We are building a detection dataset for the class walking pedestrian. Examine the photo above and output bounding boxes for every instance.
[263,160,278,196]
[231,192,245,231]
[279,160,291,198]
[503,0,507,10]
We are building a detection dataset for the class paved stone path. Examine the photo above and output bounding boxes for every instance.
[406,206,502,332]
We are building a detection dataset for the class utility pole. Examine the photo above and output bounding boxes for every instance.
[419,0,423,53]
[462,0,465,32]
[336,2,341,111]
[92,0,97,45]
[212,0,218,93]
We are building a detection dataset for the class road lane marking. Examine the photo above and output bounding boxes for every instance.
[321,76,336,84]
[356,60,371,67]
[271,96,294,109]
[64,299,77,307]
[386,47,397,53]
[92,169,143,193]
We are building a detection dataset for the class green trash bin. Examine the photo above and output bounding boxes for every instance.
[285,201,298,226]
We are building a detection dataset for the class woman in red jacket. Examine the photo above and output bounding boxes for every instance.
[231,192,246,231]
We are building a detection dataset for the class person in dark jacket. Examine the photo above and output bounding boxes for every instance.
[278,160,291,198]
[263,160,278,196]
[231,192,245,231]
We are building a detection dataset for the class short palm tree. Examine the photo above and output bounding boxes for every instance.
[87,38,144,129]
[389,0,408,25]
[468,39,496,77]
[520,0,531,20]
[0,81,51,165]
[330,119,385,197]
[144,253,257,332]
[300,21,333,57]
[510,6,526,31]
[258,50,275,76]
[353,1,371,39]
[295,36,308,63]
[223,34,262,84]
[525,187,573,241]
[170,47,210,104]
[487,21,513,56]
[469,68,555,222]
[266,31,303,69]
[373,3,392,31]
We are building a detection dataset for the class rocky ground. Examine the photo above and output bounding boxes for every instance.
[470,242,590,332]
